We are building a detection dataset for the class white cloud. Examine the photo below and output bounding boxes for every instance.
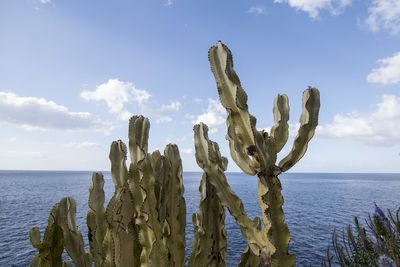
[141,101,181,124]
[82,79,180,124]
[194,98,203,103]
[274,0,351,18]
[366,0,400,34]
[166,136,186,144]
[165,0,173,6]
[180,148,193,155]
[81,79,151,120]
[39,0,51,4]
[247,7,265,15]
[317,95,400,146]
[193,98,226,130]
[8,137,17,143]
[64,142,101,149]
[8,151,45,157]
[0,91,104,131]
[367,52,400,85]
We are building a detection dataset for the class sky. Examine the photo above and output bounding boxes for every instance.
[0,0,400,173]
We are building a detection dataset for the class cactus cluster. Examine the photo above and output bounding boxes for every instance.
[29,41,320,267]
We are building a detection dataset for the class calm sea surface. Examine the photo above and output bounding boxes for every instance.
[0,171,399,266]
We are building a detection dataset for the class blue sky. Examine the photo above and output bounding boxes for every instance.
[1,0,400,172]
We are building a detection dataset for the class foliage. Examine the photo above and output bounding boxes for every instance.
[28,41,320,267]
[322,204,400,267]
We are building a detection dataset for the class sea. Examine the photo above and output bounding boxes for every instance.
[0,171,399,266]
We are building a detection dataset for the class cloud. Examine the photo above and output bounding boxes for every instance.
[39,0,51,4]
[81,79,151,120]
[82,79,180,124]
[64,142,101,149]
[165,0,173,6]
[0,91,105,131]
[366,0,400,34]
[8,151,45,157]
[192,98,226,130]
[367,52,400,85]
[180,148,193,155]
[317,95,400,146]
[141,101,181,124]
[247,7,265,15]
[274,0,352,18]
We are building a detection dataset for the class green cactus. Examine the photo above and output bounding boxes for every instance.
[193,123,274,266]
[208,41,320,267]
[188,172,228,267]
[238,217,263,267]
[29,203,64,267]
[87,172,107,267]
[28,41,320,267]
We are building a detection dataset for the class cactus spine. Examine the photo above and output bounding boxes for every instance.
[208,41,320,266]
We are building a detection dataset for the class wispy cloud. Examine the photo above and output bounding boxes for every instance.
[192,98,226,132]
[180,148,193,155]
[39,0,51,4]
[0,91,105,131]
[165,0,173,7]
[274,0,352,19]
[366,0,400,34]
[141,101,181,124]
[247,6,265,16]
[367,52,400,85]
[317,94,400,146]
[64,142,101,149]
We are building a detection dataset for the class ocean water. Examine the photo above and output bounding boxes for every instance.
[0,171,399,266]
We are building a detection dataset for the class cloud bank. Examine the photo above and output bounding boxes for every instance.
[318,95,400,146]
[0,91,104,131]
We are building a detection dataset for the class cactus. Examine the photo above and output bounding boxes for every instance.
[29,203,64,267]
[208,41,320,266]
[188,173,228,267]
[193,123,274,266]
[29,41,320,267]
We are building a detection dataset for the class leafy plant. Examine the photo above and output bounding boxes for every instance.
[322,204,400,267]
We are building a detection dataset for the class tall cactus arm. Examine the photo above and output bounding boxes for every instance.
[129,115,150,166]
[188,174,227,267]
[29,203,64,267]
[56,197,92,267]
[104,186,136,266]
[137,156,169,267]
[194,123,275,261]
[87,172,106,267]
[238,217,263,267]
[209,41,257,175]
[278,87,320,172]
[110,140,129,188]
[163,144,187,267]
[270,94,290,153]
[258,176,295,267]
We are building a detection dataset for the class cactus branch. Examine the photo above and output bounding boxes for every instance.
[194,123,275,262]
[209,41,257,175]
[278,87,320,172]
